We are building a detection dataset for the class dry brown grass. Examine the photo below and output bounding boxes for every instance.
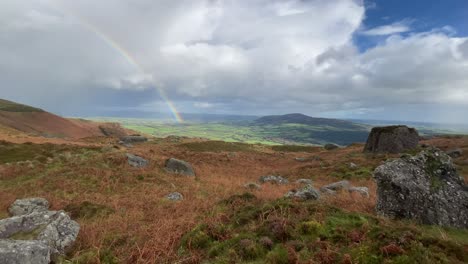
[0,135,466,263]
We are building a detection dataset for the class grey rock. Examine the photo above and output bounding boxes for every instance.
[324,144,339,150]
[294,157,307,162]
[348,187,369,198]
[120,135,148,144]
[126,153,149,168]
[349,162,358,169]
[374,147,468,228]
[295,179,313,185]
[0,240,50,264]
[364,125,419,153]
[244,182,262,190]
[166,192,184,201]
[320,180,351,192]
[320,188,337,196]
[165,158,195,176]
[446,148,463,158]
[259,175,289,184]
[8,198,49,216]
[285,185,320,200]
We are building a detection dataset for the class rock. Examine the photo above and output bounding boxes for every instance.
[165,158,195,176]
[0,240,50,264]
[348,187,369,198]
[324,144,339,150]
[8,198,49,216]
[285,185,320,200]
[364,125,419,153]
[295,179,313,185]
[120,135,148,144]
[320,180,351,192]
[166,192,184,201]
[446,148,463,158]
[374,148,468,228]
[126,153,149,168]
[244,182,262,190]
[259,175,289,184]
[320,188,337,196]
[294,157,307,162]
[0,199,80,261]
[98,123,127,138]
[349,162,358,169]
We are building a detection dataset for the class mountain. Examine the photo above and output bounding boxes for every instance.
[255,113,364,129]
[0,98,126,139]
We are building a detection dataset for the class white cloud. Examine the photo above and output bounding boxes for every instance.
[362,22,411,36]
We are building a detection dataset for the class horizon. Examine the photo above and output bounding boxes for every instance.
[1,0,468,124]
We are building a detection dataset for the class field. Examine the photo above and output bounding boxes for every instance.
[0,135,467,263]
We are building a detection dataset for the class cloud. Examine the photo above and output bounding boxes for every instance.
[361,22,411,36]
[0,0,467,124]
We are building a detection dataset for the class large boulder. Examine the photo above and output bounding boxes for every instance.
[126,153,149,168]
[285,185,320,200]
[165,158,195,176]
[120,135,148,144]
[364,125,419,153]
[8,198,49,216]
[374,148,468,228]
[0,198,80,262]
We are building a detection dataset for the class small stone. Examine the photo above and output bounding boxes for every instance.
[348,186,369,198]
[259,175,289,184]
[166,192,183,201]
[349,162,358,169]
[320,180,351,192]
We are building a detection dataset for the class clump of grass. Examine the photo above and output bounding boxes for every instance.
[180,141,253,152]
[330,164,373,180]
[64,201,115,220]
[271,145,320,153]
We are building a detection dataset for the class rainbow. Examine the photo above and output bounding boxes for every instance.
[55,7,183,122]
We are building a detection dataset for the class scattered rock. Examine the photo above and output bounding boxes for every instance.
[259,175,289,184]
[120,135,148,144]
[8,198,49,216]
[446,148,463,158]
[165,158,195,176]
[364,125,419,153]
[244,182,262,190]
[349,162,358,169]
[348,187,369,198]
[166,192,184,201]
[285,185,320,200]
[0,240,50,264]
[324,144,339,150]
[0,198,80,262]
[374,147,468,228]
[295,179,313,185]
[320,180,351,192]
[294,157,307,162]
[126,153,149,168]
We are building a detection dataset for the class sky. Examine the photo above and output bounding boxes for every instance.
[1,0,468,123]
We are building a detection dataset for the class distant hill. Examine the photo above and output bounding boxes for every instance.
[255,113,365,129]
[0,99,127,139]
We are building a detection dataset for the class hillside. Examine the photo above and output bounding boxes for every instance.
[0,99,127,139]
[255,113,364,130]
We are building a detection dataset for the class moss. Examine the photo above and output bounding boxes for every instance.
[8,224,46,240]
[64,201,115,220]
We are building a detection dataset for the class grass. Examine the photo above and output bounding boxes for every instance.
[0,99,44,112]
[179,195,468,264]
[271,145,321,152]
[180,141,254,152]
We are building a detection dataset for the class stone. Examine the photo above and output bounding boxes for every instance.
[364,125,419,153]
[295,179,313,185]
[446,148,463,158]
[165,158,195,176]
[0,240,50,264]
[0,198,80,262]
[348,187,369,198]
[285,185,320,200]
[126,153,149,168]
[349,162,358,169]
[258,175,289,184]
[120,135,148,144]
[320,188,337,196]
[8,198,49,216]
[374,147,468,228]
[166,192,184,201]
[294,157,307,162]
[320,180,351,192]
[244,182,262,190]
[324,144,339,150]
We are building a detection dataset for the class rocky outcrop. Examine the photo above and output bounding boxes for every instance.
[126,153,149,168]
[285,185,320,200]
[374,148,468,228]
[165,158,195,176]
[120,135,148,144]
[259,175,289,184]
[364,125,419,153]
[0,198,80,263]
[446,148,463,158]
